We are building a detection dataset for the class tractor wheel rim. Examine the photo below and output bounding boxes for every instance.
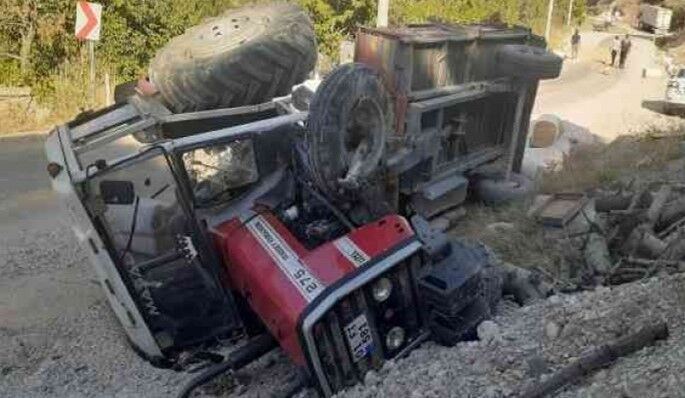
[340,97,385,186]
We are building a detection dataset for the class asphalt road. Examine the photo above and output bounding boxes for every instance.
[0,135,103,389]
[534,31,676,141]
[0,135,59,224]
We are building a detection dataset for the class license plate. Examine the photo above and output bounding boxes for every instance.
[344,314,375,362]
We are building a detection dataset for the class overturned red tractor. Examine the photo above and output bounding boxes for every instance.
[46,3,561,397]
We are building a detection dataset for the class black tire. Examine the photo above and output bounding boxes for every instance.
[474,172,534,206]
[125,336,173,369]
[306,63,393,197]
[496,44,563,80]
[114,80,138,104]
[149,3,317,113]
[132,130,159,145]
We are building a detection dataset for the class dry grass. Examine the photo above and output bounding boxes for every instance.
[540,129,683,193]
[452,127,685,284]
[0,102,39,134]
[452,203,567,272]
[0,64,112,135]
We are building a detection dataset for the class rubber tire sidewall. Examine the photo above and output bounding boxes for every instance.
[496,44,563,80]
[149,3,317,113]
[474,172,534,206]
[114,80,138,104]
[306,63,393,197]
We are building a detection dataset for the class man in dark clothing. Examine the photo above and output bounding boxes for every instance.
[619,34,632,69]
[611,35,621,67]
[571,29,581,60]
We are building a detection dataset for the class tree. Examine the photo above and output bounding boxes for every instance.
[0,0,77,82]
[391,0,525,25]
[297,0,376,58]
[0,0,39,76]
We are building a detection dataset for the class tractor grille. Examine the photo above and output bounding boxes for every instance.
[313,254,423,392]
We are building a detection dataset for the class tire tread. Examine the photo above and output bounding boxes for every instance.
[150,3,317,112]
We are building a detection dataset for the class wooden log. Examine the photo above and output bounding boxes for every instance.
[656,198,685,232]
[647,185,672,227]
[594,194,632,212]
[623,256,685,268]
[608,272,648,284]
[529,114,562,148]
[518,322,669,398]
[621,226,667,259]
[500,263,553,305]
[584,232,612,274]
[657,216,685,240]
[628,190,652,212]
[640,230,668,258]
[659,238,685,261]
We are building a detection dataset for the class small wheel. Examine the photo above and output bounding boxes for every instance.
[132,130,160,144]
[114,80,138,104]
[306,63,393,197]
[496,44,563,80]
[474,172,534,206]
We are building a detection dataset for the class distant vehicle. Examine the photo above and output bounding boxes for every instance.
[666,68,685,103]
[638,4,673,34]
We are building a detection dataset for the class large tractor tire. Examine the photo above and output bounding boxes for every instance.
[149,3,317,113]
[306,63,393,198]
[495,44,563,80]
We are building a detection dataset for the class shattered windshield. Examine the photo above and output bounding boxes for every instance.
[182,139,259,207]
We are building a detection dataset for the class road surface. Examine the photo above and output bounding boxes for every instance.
[534,31,679,141]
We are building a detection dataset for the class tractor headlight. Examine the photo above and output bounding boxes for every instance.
[371,277,393,302]
[385,326,405,350]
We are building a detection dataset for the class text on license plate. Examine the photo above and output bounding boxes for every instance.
[344,314,375,362]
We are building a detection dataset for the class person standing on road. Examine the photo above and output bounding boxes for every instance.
[619,34,632,69]
[571,29,581,60]
[611,35,621,67]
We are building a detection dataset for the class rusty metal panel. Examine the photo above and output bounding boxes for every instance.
[355,23,533,98]
[354,22,539,172]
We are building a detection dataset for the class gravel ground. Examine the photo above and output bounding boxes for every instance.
[4,218,685,398]
[4,165,685,398]
[0,225,86,280]
[337,275,685,398]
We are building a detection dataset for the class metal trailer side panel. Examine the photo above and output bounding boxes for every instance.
[641,5,673,31]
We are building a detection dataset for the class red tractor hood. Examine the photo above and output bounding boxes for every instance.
[212,211,415,364]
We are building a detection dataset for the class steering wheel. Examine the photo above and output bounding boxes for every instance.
[133,235,198,274]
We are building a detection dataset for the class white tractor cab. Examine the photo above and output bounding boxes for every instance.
[45,97,305,364]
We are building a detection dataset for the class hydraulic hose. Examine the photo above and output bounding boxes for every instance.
[177,334,277,398]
